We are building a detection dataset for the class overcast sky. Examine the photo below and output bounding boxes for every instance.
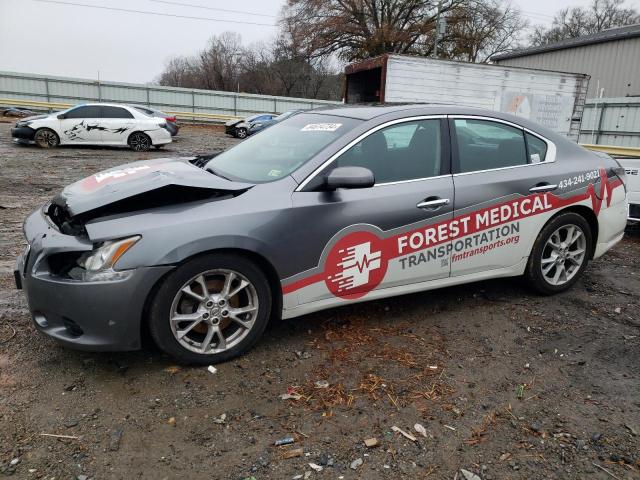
[0,0,634,84]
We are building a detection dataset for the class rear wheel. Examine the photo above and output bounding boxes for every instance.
[148,253,272,364]
[525,212,592,294]
[128,132,152,151]
[34,128,59,148]
[235,127,248,139]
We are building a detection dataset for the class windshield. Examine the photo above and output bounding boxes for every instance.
[205,113,361,183]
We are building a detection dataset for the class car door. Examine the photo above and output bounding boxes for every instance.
[449,116,556,277]
[100,106,135,145]
[58,105,103,144]
[288,117,454,306]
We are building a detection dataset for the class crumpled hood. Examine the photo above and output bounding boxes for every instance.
[53,157,253,216]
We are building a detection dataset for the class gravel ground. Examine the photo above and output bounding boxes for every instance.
[0,120,639,480]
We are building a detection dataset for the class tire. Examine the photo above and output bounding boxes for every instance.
[34,128,59,148]
[128,132,152,151]
[525,212,592,295]
[235,127,248,139]
[148,253,272,365]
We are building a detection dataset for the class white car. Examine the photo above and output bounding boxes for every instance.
[11,103,172,151]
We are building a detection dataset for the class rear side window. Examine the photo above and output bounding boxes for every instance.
[101,106,134,119]
[65,106,101,119]
[133,106,153,116]
[336,119,442,183]
[454,119,527,173]
[526,133,548,163]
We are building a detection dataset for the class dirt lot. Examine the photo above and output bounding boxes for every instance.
[0,120,639,480]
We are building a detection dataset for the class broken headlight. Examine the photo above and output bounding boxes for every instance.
[16,120,32,127]
[72,235,141,281]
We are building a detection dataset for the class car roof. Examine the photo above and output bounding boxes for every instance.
[309,103,508,120]
[71,102,134,109]
[308,103,567,141]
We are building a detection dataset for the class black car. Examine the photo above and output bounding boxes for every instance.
[132,106,179,136]
[224,114,276,139]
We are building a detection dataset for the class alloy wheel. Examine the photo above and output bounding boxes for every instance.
[169,269,259,354]
[129,133,150,151]
[540,224,587,286]
[35,129,58,147]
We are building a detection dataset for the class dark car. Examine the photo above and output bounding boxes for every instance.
[15,105,628,365]
[132,106,179,136]
[224,114,276,139]
[254,110,304,134]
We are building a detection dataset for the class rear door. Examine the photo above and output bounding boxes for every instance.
[100,106,136,145]
[287,117,455,306]
[449,116,556,277]
[59,105,103,144]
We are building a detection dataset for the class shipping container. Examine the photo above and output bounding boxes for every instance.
[344,54,590,140]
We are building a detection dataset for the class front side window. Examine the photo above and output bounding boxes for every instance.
[335,119,442,184]
[101,106,134,119]
[64,106,101,119]
[454,119,527,173]
[205,113,361,183]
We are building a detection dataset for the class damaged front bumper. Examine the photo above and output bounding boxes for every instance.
[15,207,172,351]
[11,126,36,144]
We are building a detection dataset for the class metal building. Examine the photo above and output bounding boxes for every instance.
[492,24,640,99]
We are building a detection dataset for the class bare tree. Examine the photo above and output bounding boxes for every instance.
[441,1,529,62]
[198,32,245,91]
[157,56,202,89]
[530,0,639,46]
[282,0,466,61]
[156,31,342,100]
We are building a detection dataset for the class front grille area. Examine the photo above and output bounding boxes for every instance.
[45,203,87,237]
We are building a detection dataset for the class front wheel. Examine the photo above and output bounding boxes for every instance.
[34,128,59,148]
[235,127,248,139]
[128,132,152,151]
[148,253,272,364]
[525,212,592,295]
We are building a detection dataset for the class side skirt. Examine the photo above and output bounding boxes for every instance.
[281,258,528,319]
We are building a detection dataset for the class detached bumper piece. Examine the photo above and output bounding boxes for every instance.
[11,126,36,143]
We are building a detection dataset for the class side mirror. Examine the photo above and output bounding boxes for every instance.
[57,114,66,119]
[325,166,375,190]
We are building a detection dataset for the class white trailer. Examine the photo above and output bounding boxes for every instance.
[344,54,590,141]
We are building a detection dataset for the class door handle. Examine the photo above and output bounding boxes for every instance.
[529,183,557,193]
[417,198,450,210]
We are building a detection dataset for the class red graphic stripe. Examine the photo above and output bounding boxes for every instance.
[282,272,325,295]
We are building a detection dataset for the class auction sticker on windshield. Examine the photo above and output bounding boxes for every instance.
[301,123,342,132]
